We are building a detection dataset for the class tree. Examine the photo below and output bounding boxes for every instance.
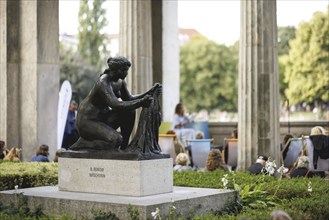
[278,26,296,101]
[278,26,296,56]
[180,36,238,113]
[78,0,109,71]
[60,43,98,100]
[278,55,289,102]
[284,6,329,108]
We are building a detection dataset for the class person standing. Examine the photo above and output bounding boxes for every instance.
[62,100,80,149]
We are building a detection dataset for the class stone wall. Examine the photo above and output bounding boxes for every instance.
[209,121,329,147]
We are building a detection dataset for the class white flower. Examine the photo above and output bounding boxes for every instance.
[151,207,161,220]
[308,181,312,192]
[221,174,228,189]
[264,159,277,176]
[277,165,284,173]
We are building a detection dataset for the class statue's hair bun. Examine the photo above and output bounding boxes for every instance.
[107,57,112,65]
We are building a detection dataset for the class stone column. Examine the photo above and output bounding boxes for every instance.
[238,0,280,169]
[151,0,180,122]
[119,0,153,95]
[0,0,59,161]
[0,0,10,148]
[161,1,180,122]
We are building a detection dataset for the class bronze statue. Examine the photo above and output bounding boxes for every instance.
[68,56,168,160]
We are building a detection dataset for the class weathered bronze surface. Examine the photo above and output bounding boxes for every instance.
[62,56,168,160]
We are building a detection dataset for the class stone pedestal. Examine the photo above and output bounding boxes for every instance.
[58,158,173,196]
[0,186,238,220]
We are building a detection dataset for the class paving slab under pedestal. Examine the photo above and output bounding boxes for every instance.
[0,186,238,219]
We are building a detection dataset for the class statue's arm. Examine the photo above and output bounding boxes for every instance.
[121,81,161,101]
[99,81,150,110]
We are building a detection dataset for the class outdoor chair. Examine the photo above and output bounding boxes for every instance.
[223,138,238,168]
[187,139,212,168]
[158,121,176,164]
[282,136,329,171]
[159,134,177,163]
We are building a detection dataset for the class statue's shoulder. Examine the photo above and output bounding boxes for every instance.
[98,75,111,87]
[99,74,109,81]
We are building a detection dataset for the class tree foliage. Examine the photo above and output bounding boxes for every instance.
[60,43,98,100]
[278,26,296,101]
[78,0,109,71]
[278,26,296,56]
[284,6,329,106]
[278,55,289,102]
[180,36,238,113]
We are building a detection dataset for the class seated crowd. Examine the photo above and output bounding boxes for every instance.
[171,125,328,179]
[1,122,328,179]
[0,140,63,163]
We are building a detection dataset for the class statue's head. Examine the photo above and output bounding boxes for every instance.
[107,56,131,71]
[105,56,131,79]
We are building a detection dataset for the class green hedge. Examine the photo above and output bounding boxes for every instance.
[1,161,329,219]
[174,170,329,219]
[0,161,58,191]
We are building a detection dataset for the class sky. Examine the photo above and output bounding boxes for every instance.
[59,0,329,46]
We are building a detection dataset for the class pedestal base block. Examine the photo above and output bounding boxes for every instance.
[0,186,238,220]
[58,158,173,196]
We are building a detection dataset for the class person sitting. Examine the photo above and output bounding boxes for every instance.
[3,147,21,161]
[173,153,193,172]
[231,129,238,139]
[30,144,50,162]
[248,155,268,175]
[53,149,64,162]
[311,126,326,135]
[203,149,228,172]
[309,126,329,169]
[0,140,9,160]
[281,133,293,150]
[172,103,195,146]
[195,131,204,139]
[270,210,292,220]
[290,156,313,178]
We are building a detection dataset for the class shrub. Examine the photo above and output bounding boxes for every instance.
[174,170,329,219]
[1,162,329,219]
[0,161,58,191]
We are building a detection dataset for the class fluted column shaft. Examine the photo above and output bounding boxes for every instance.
[161,1,179,121]
[119,0,153,95]
[238,0,280,169]
[0,0,59,160]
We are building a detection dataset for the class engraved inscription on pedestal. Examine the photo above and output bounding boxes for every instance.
[89,167,106,178]
[58,157,173,196]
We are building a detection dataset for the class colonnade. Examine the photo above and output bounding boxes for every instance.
[0,0,279,168]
